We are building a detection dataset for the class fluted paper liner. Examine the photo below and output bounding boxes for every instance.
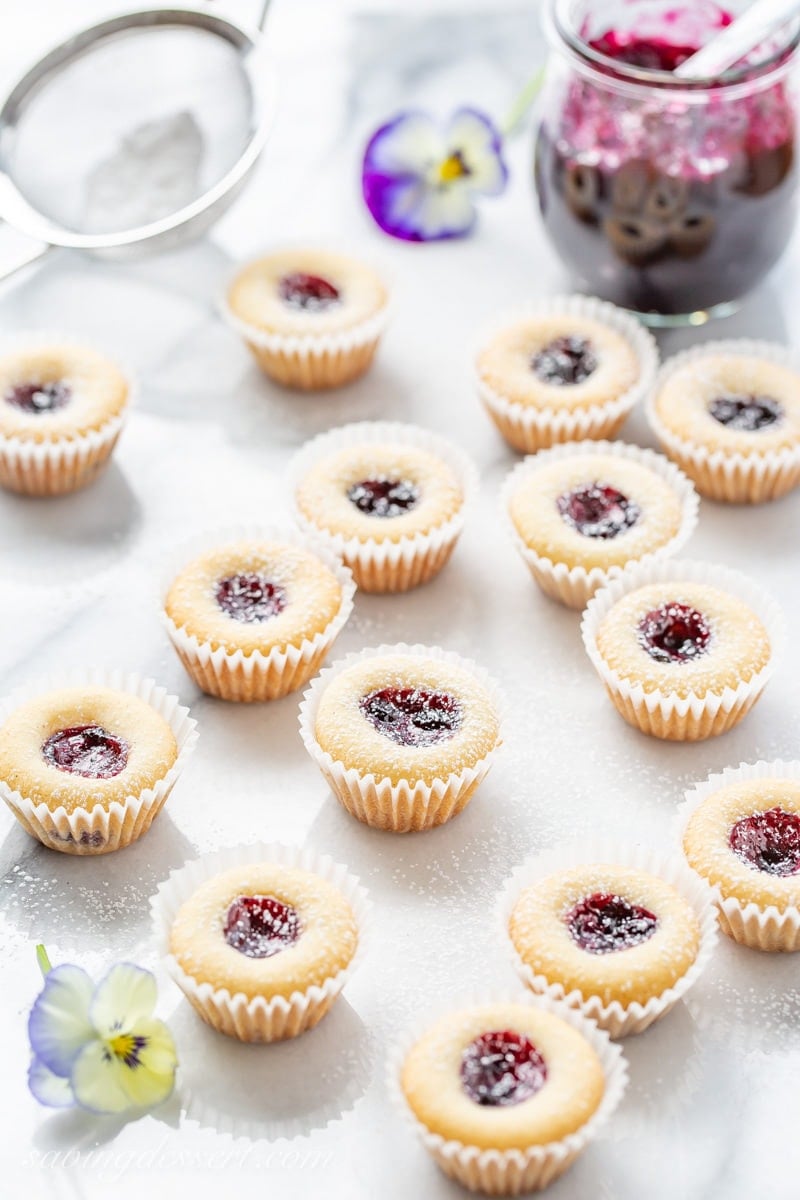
[581,558,785,741]
[646,339,800,503]
[222,272,389,390]
[501,440,699,609]
[476,294,659,455]
[288,421,479,593]
[0,668,197,855]
[150,841,371,1042]
[387,991,628,1195]
[678,759,800,951]
[298,643,504,832]
[497,838,718,1038]
[161,523,356,702]
[0,332,132,496]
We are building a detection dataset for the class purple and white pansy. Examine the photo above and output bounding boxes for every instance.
[362,107,508,242]
[28,947,177,1115]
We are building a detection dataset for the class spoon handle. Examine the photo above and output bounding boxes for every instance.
[674,0,800,78]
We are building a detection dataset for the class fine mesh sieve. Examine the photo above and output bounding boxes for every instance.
[0,4,275,276]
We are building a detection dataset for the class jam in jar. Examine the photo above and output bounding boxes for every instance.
[535,0,800,321]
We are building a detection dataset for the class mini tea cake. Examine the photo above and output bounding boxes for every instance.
[509,864,701,1009]
[226,248,388,389]
[163,536,353,701]
[649,346,800,502]
[0,342,129,494]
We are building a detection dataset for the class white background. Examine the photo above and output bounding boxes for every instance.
[0,2,799,1198]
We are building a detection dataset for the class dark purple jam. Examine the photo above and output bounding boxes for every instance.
[708,394,784,431]
[566,892,658,953]
[587,29,728,73]
[223,895,301,958]
[729,807,800,876]
[531,335,598,385]
[278,272,341,311]
[359,687,461,747]
[5,381,71,414]
[460,1031,548,1106]
[557,482,640,538]
[347,478,420,518]
[42,725,129,778]
[638,603,711,663]
[534,13,798,315]
[215,574,286,623]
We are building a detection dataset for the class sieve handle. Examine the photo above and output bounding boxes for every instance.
[255,0,272,32]
[209,0,272,32]
[0,228,52,285]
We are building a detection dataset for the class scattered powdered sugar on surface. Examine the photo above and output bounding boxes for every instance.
[2,858,157,957]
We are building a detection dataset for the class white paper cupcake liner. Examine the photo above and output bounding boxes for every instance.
[500,439,699,609]
[646,339,800,503]
[476,294,659,455]
[0,416,126,496]
[298,642,505,833]
[221,256,390,391]
[161,523,356,702]
[0,668,197,855]
[288,421,480,593]
[581,557,785,741]
[0,331,133,497]
[497,837,718,1038]
[150,840,372,1042]
[387,990,628,1195]
[678,759,800,951]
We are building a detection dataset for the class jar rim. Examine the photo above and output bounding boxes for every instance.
[546,0,800,93]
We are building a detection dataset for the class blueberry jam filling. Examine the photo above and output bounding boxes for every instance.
[42,725,129,778]
[638,603,711,664]
[587,30,719,72]
[557,482,640,539]
[461,1030,548,1106]
[566,892,658,954]
[5,380,71,414]
[278,271,341,312]
[347,478,420,518]
[223,895,301,958]
[729,807,800,876]
[359,687,462,747]
[708,394,784,432]
[531,335,598,386]
[215,574,286,623]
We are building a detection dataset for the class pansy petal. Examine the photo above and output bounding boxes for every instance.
[407,181,477,240]
[364,110,445,179]
[115,1022,177,1109]
[71,1025,176,1115]
[118,1064,175,1111]
[367,173,476,242]
[70,1040,133,1115]
[446,107,508,196]
[28,1057,75,1108]
[28,964,95,1077]
[127,1018,178,1078]
[91,964,157,1035]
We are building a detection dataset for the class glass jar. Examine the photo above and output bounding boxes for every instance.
[534,0,800,324]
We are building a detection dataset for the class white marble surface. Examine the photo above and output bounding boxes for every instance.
[1,2,800,1198]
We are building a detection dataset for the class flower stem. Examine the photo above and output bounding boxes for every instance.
[501,66,546,138]
[35,944,52,977]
